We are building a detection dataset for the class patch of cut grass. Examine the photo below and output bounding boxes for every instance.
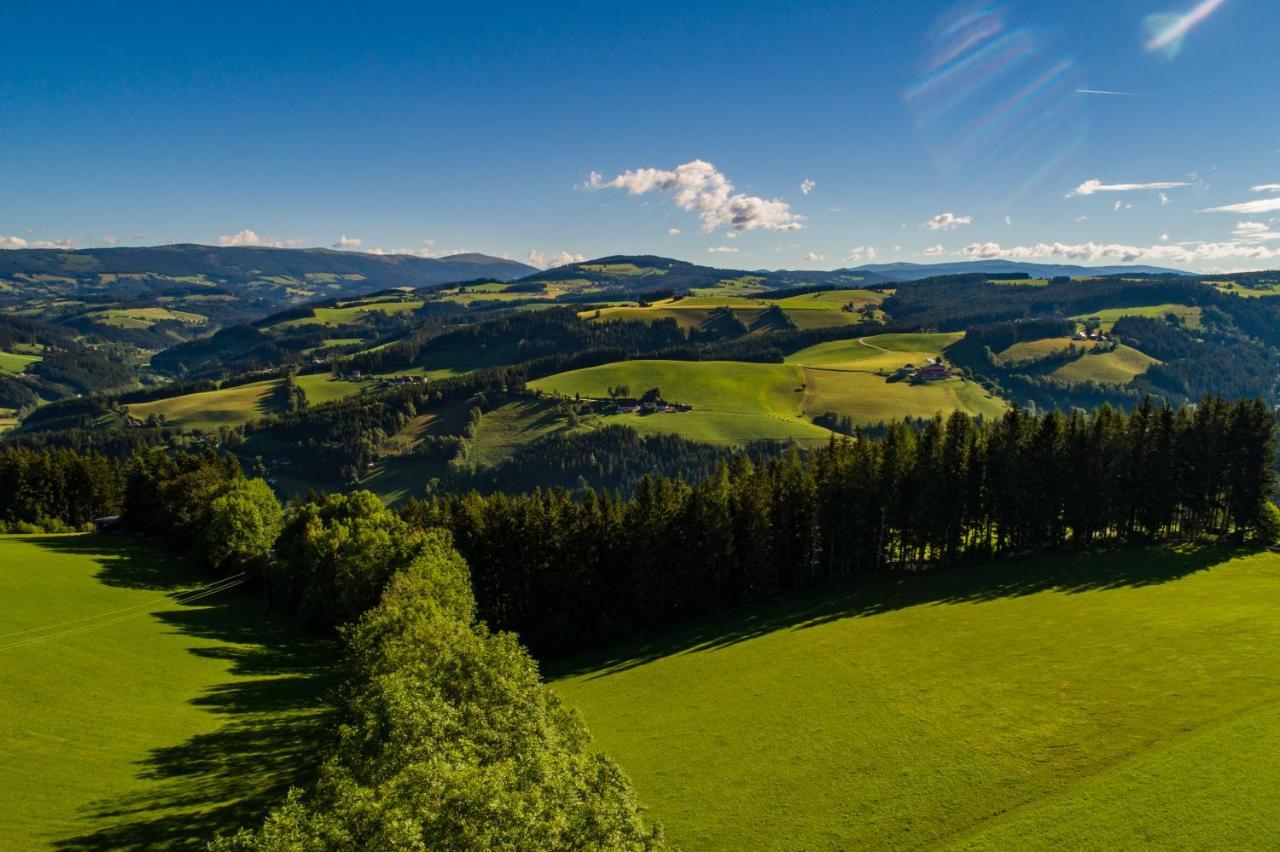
[1050,344,1158,384]
[0,350,42,374]
[127,380,283,430]
[554,546,1280,850]
[0,535,334,849]
[1071,304,1202,330]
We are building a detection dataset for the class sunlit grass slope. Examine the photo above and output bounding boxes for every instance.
[1050,344,1158,385]
[127,379,283,430]
[0,535,334,849]
[553,547,1280,850]
[530,360,831,444]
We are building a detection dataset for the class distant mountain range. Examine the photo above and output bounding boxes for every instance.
[843,259,1188,281]
[0,244,536,289]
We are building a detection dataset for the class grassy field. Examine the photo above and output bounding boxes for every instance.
[0,349,42,374]
[128,379,283,430]
[553,546,1280,850]
[470,396,591,467]
[531,333,1002,443]
[531,360,831,444]
[0,535,335,849]
[87,307,209,328]
[995,337,1101,364]
[293,373,368,405]
[1071,304,1202,330]
[584,290,884,333]
[1050,344,1158,384]
[271,298,425,329]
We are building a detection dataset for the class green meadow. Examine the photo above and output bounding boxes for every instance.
[127,380,284,430]
[0,535,335,850]
[584,290,884,332]
[0,349,42,374]
[531,332,1002,444]
[553,546,1280,850]
[1071,304,1202,330]
[1050,344,1159,385]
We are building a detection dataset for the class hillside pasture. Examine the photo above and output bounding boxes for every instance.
[1071,304,1202,330]
[87,306,208,328]
[554,546,1280,850]
[0,349,42,374]
[127,379,283,430]
[994,337,1101,365]
[0,535,334,850]
[531,360,831,444]
[584,290,884,333]
[270,297,426,330]
[1050,344,1159,385]
[293,373,368,405]
[787,332,964,372]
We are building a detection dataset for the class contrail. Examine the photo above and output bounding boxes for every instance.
[1075,88,1144,97]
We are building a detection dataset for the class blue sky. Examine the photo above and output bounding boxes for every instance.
[2,0,1277,271]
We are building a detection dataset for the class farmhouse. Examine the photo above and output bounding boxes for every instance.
[912,363,952,382]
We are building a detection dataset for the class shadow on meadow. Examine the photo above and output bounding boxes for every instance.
[24,536,341,851]
[550,542,1250,681]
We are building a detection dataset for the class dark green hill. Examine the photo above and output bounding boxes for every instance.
[513,255,880,298]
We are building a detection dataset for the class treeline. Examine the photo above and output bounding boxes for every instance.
[1120,315,1280,403]
[411,398,1277,657]
[436,424,791,497]
[0,447,124,531]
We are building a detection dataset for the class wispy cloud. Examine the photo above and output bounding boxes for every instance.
[333,235,361,248]
[1200,197,1280,215]
[845,246,878,263]
[666,228,682,236]
[925,212,972,230]
[1251,184,1280,193]
[587,160,804,233]
[707,246,740,254]
[800,178,816,195]
[803,251,824,261]
[923,244,945,256]
[1067,178,1189,197]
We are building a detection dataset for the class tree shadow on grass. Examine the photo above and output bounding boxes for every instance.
[25,535,341,851]
[549,542,1250,682]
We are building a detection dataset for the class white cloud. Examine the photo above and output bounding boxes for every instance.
[1234,221,1280,241]
[923,244,945,256]
[1075,215,1089,222]
[707,246,740,254]
[800,178,816,195]
[334,235,362,248]
[1066,178,1190,197]
[587,160,804,233]
[1160,233,1170,241]
[1004,215,1012,226]
[100,235,120,246]
[218,229,307,248]
[1252,184,1280,193]
[0,235,75,249]
[956,239,1280,264]
[803,251,824,261]
[925,212,972,230]
[526,249,586,269]
[1113,200,1132,211]
[1159,192,1170,206]
[845,245,879,263]
[666,228,682,236]
[1201,197,1280,215]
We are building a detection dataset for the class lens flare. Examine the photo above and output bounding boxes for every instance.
[905,3,1085,199]
[1144,0,1228,58]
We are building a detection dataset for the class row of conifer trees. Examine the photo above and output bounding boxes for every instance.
[412,397,1278,657]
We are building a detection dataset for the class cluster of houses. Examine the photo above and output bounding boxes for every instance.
[1074,328,1111,342]
[890,359,953,383]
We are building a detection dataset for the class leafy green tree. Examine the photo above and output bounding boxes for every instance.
[214,534,662,851]
[202,478,283,574]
